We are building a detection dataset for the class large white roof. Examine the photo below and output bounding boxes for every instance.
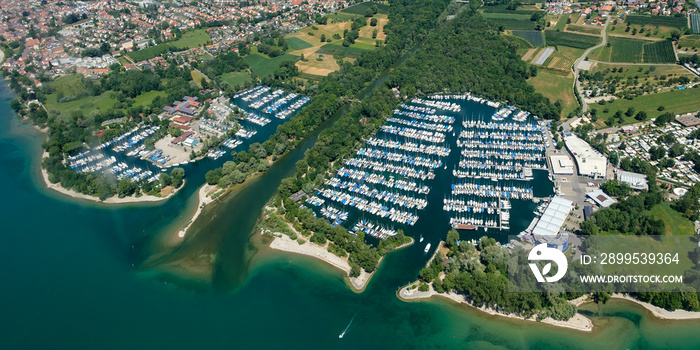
[564,135,607,178]
[533,196,573,237]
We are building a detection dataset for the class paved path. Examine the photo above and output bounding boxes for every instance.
[573,18,610,113]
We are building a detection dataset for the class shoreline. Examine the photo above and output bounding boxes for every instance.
[611,293,700,320]
[269,232,413,292]
[40,152,180,204]
[397,283,594,332]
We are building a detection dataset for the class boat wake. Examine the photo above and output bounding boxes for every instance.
[339,314,356,339]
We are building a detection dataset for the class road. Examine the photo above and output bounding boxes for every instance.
[572,17,610,113]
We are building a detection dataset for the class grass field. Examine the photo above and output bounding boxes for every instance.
[190,69,209,88]
[316,44,369,58]
[132,90,166,108]
[127,29,210,62]
[545,31,600,49]
[511,30,545,46]
[244,53,299,78]
[171,29,210,48]
[609,36,646,62]
[551,14,569,31]
[220,71,252,86]
[286,37,314,50]
[593,87,700,127]
[650,203,696,235]
[608,21,677,40]
[328,12,360,22]
[45,91,118,117]
[678,35,700,49]
[528,68,577,118]
[341,1,389,15]
[566,25,602,35]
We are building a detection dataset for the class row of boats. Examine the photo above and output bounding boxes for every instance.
[350,219,397,239]
[320,206,349,227]
[410,98,462,113]
[451,182,534,200]
[323,178,428,210]
[428,93,501,108]
[335,168,430,195]
[276,97,309,119]
[381,125,445,144]
[366,138,450,157]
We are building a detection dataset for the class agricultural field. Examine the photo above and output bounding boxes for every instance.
[643,40,676,63]
[487,17,536,30]
[521,48,538,61]
[511,30,544,46]
[527,69,578,118]
[220,71,252,86]
[692,14,700,34]
[545,31,600,49]
[583,63,694,100]
[608,21,677,40]
[286,37,314,51]
[566,25,602,35]
[678,35,700,50]
[284,12,387,76]
[341,1,389,15]
[482,5,542,15]
[609,36,646,62]
[243,53,299,78]
[626,15,688,29]
[482,13,531,19]
[544,46,584,71]
[592,87,700,127]
[49,74,86,96]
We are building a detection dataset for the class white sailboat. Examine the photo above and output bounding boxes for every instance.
[419,234,424,243]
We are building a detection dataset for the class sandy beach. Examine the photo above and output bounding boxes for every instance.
[611,293,700,320]
[41,165,179,204]
[269,233,413,292]
[398,283,594,332]
[177,183,218,238]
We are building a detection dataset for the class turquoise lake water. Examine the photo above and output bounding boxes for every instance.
[3,81,700,349]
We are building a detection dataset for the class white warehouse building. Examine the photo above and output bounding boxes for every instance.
[564,135,607,179]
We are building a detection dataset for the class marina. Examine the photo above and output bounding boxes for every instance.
[63,86,310,191]
[307,94,553,238]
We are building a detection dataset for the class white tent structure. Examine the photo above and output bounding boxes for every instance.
[533,197,573,237]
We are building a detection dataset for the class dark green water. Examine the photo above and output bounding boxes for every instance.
[3,82,700,349]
